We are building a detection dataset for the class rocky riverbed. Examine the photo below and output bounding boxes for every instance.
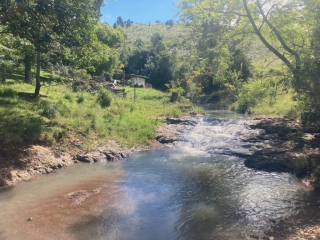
[240,117,320,189]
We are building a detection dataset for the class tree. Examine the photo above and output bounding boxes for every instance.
[177,0,314,91]
[125,19,133,27]
[124,38,149,75]
[151,33,163,47]
[1,0,102,97]
[116,16,125,28]
[165,19,174,27]
[145,40,176,90]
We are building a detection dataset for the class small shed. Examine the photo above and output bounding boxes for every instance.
[130,75,149,88]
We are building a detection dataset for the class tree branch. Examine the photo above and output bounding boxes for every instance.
[243,0,295,72]
[203,8,248,17]
[255,0,301,67]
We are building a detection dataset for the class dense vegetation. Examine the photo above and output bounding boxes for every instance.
[1,0,320,150]
[175,0,319,118]
[116,0,319,120]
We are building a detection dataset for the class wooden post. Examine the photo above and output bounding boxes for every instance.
[134,87,136,102]
[122,70,125,86]
[2,64,6,83]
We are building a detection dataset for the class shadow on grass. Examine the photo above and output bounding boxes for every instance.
[0,107,47,175]
[0,109,46,143]
[6,72,25,82]
[0,87,49,161]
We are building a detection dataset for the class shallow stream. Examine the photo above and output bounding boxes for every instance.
[0,111,319,239]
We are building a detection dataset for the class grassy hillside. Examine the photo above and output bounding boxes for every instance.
[0,66,196,151]
[124,22,193,52]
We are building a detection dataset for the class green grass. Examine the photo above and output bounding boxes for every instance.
[0,77,196,149]
[251,91,301,118]
[228,73,301,118]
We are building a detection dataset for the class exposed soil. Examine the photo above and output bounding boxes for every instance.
[0,116,194,188]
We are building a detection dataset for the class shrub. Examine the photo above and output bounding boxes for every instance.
[42,103,61,118]
[97,89,112,108]
[64,93,73,102]
[76,94,85,104]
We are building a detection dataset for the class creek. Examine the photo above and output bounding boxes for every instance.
[0,111,319,240]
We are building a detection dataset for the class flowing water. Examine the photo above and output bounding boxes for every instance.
[0,111,319,240]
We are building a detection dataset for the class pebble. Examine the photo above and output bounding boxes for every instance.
[27,217,32,221]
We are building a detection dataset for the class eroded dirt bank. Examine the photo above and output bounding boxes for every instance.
[0,117,196,188]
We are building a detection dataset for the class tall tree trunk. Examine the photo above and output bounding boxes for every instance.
[24,58,32,84]
[34,50,41,97]
[1,64,6,83]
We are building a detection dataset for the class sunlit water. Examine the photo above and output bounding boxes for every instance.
[0,111,318,240]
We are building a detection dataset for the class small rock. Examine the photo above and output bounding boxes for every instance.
[269,237,274,240]
[249,234,259,239]
[27,217,32,221]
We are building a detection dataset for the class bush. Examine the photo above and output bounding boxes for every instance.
[42,103,61,118]
[97,89,112,108]
[64,93,73,102]
[231,78,268,114]
[76,94,85,104]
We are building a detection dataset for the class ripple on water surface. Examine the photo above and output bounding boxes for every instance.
[0,112,317,240]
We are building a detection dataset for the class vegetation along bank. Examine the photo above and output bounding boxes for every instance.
[1,0,320,189]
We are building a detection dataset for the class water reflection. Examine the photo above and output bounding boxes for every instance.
[0,113,317,240]
[114,115,312,239]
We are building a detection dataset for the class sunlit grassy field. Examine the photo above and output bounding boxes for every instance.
[0,68,195,150]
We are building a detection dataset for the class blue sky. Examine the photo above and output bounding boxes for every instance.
[101,0,178,25]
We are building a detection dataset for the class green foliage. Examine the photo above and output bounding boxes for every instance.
[176,0,320,120]
[0,78,194,149]
[0,0,109,96]
[97,89,112,108]
[231,78,274,114]
[76,94,85,104]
